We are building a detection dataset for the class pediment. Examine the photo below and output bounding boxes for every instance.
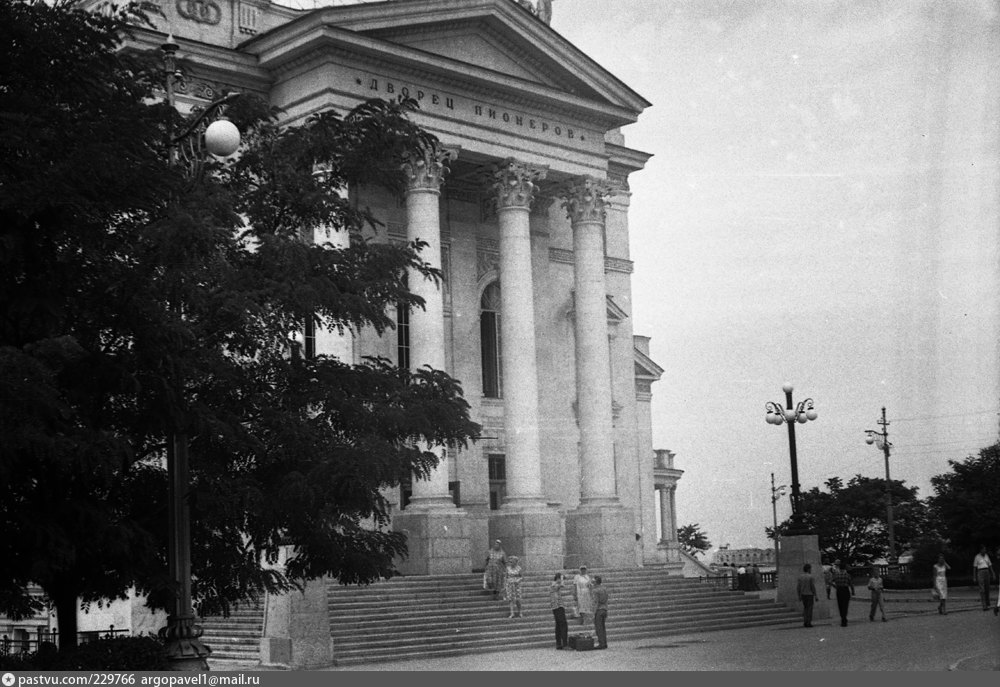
[244,0,650,126]
[634,347,663,381]
[367,23,564,91]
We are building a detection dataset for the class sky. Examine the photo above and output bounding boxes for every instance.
[551,0,1000,550]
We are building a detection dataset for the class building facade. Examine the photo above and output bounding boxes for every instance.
[86,0,681,575]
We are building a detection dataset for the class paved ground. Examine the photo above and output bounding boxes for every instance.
[211,587,1000,672]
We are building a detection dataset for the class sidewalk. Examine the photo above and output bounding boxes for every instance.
[210,587,1000,671]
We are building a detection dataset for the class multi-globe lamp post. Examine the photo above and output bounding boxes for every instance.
[160,34,242,671]
[864,407,897,568]
[764,383,818,535]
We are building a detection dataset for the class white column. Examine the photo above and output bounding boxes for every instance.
[490,159,547,509]
[401,145,453,509]
[312,182,354,363]
[658,487,670,544]
[564,177,618,507]
[668,486,678,542]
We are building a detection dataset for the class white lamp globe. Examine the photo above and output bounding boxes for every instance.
[796,413,807,424]
[205,118,241,157]
[806,409,818,421]
[865,435,875,444]
[782,383,794,393]
[784,409,797,422]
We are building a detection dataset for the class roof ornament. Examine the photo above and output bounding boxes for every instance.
[512,0,552,25]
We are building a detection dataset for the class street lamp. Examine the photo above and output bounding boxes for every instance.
[764,383,817,535]
[770,473,787,571]
[864,407,897,567]
[158,34,242,671]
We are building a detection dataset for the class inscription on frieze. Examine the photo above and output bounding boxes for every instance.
[355,74,595,148]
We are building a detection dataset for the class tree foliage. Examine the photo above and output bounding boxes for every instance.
[927,445,1000,560]
[772,475,928,567]
[677,523,712,556]
[0,0,479,646]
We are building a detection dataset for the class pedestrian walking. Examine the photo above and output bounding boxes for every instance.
[592,575,609,649]
[505,556,524,618]
[831,560,855,626]
[573,565,593,625]
[932,554,950,615]
[484,539,506,599]
[867,566,887,622]
[972,545,995,611]
[751,563,762,591]
[796,563,818,628]
[550,573,569,649]
[823,560,835,600]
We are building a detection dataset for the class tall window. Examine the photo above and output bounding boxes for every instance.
[487,453,506,511]
[480,281,501,397]
[396,302,410,370]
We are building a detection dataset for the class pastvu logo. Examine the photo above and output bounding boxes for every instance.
[2,672,15,686]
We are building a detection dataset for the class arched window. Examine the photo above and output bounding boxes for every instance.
[480,281,502,398]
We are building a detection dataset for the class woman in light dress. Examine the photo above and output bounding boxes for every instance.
[933,554,951,615]
[505,556,524,618]
[573,565,593,625]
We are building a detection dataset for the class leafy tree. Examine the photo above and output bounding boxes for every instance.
[677,523,712,556]
[772,475,928,567]
[927,445,1000,562]
[0,0,479,648]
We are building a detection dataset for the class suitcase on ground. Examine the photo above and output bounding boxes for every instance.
[569,634,594,651]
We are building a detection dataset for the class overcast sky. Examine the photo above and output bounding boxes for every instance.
[554,0,1000,550]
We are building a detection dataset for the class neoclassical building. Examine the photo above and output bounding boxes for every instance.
[88,0,683,576]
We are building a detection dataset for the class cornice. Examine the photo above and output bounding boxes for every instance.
[606,142,654,175]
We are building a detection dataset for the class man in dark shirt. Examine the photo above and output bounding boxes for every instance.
[592,575,609,649]
[831,560,855,626]
[796,563,818,627]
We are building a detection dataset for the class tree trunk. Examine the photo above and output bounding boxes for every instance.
[51,588,79,651]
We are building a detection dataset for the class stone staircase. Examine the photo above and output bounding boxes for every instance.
[200,567,800,667]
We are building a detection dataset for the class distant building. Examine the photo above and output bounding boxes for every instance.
[712,546,776,569]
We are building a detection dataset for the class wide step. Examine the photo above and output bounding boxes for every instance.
[201,569,799,665]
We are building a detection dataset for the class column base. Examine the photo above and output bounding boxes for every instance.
[489,506,565,571]
[392,509,472,574]
[775,534,831,620]
[565,504,637,570]
[259,577,335,669]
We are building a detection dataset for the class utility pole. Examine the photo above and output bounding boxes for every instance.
[865,407,896,567]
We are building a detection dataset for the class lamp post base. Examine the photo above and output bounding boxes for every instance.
[775,534,830,621]
[159,615,211,671]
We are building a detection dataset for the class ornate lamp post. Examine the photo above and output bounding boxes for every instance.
[764,383,817,535]
[770,473,787,571]
[159,34,242,671]
[864,407,897,568]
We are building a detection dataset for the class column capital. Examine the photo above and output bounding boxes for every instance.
[562,176,610,225]
[490,158,547,211]
[401,144,453,195]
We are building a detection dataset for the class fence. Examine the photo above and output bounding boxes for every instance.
[0,627,129,656]
[699,571,777,591]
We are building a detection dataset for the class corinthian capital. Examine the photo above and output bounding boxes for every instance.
[562,176,610,224]
[490,158,547,211]
[401,144,451,193]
